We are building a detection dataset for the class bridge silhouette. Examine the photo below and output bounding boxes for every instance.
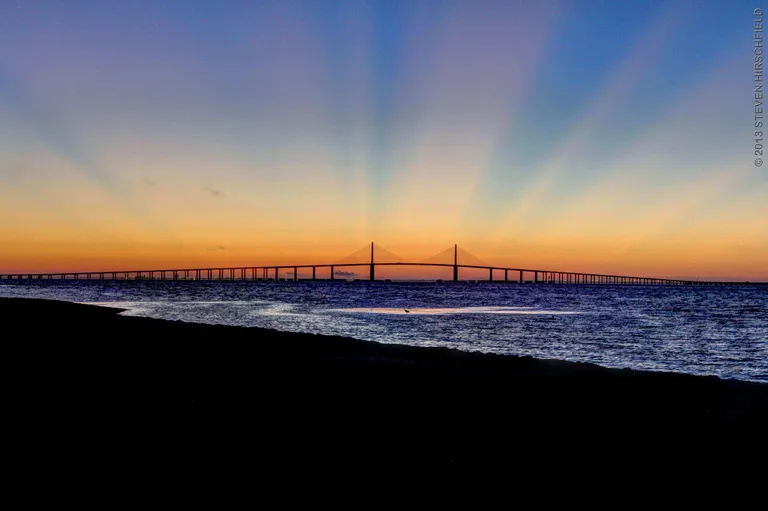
[0,243,760,286]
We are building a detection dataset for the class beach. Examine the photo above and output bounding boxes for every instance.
[4,297,767,474]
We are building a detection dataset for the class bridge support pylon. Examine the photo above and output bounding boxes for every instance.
[453,244,458,282]
[370,242,375,281]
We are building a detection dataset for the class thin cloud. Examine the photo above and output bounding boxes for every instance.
[204,186,225,197]
[143,178,156,186]
[207,246,226,251]
[334,270,357,277]
[4,163,35,179]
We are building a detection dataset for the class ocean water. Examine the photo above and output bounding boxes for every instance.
[1,280,766,383]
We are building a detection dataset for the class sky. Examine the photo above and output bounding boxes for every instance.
[1,0,766,280]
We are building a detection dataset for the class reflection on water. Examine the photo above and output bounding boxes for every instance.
[1,280,766,383]
[331,306,579,315]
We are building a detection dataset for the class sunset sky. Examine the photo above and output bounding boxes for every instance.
[1,0,766,280]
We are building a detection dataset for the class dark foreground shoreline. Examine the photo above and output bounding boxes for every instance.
[5,297,768,474]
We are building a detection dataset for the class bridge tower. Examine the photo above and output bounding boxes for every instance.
[370,241,375,281]
[453,244,459,282]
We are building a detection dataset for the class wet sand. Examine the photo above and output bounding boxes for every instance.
[4,297,767,473]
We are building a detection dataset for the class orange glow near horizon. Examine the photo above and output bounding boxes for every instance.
[1,236,766,281]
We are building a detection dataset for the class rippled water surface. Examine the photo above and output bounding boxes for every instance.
[1,280,766,382]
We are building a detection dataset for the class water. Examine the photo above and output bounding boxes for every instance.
[1,280,766,383]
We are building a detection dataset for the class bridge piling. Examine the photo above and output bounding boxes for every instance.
[370,241,375,281]
[453,244,458,282]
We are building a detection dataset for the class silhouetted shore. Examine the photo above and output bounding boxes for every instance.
[4,297,767,473]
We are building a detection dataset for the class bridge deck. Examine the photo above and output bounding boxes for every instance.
[2,243,761,285]
[0,261,760,286]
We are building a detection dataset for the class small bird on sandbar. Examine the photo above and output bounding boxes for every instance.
[404,309,410,313]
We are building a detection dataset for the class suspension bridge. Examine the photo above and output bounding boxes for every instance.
[0,243,761,286]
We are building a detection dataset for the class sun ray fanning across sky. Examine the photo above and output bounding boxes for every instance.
[0,0,764,280]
